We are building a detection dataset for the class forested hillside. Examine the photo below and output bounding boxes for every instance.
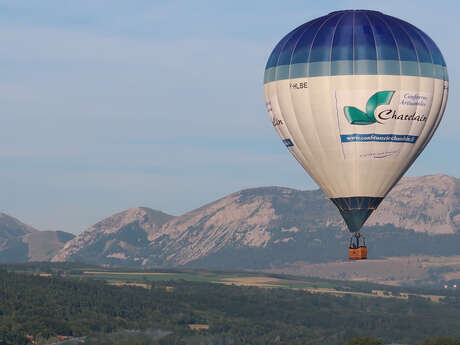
[2,269,460,345]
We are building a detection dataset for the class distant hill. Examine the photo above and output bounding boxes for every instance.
[23,231,75,261]
[0,213,75,262]
[52,207,174,265]
[52,174,460,268]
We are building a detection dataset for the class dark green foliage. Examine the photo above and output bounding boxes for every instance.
[1,269,460,345]
[343,337,381,345]
[83,330,171,345]
[422,337,460,345]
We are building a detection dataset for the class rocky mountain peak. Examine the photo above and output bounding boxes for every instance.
[86,207,173,236]
[52,207,173,263]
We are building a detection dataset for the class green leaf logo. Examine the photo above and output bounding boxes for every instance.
[343,91,395,125]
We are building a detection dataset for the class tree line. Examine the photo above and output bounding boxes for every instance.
[1,269,460,344]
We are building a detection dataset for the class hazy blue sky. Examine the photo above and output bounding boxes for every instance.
[1,0,458,233]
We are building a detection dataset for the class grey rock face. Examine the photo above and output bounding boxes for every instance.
[368,174,460,234]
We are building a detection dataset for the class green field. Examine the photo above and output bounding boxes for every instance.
[77,270,335,289]
[73,269,449,302]
[1,262,452,301]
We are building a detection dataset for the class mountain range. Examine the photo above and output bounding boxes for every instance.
[1,174,459,268]
[49,174,460,268]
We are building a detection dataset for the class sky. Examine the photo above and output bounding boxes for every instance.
[0,0,458,233]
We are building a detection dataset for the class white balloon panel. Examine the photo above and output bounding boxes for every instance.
[264,75,448,199]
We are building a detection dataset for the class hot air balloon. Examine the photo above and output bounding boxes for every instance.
[263,10,448,260]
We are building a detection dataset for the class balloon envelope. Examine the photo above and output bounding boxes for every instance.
[264,10,448,232]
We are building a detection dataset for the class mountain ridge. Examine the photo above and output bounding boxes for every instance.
[52,174,460,268]
[0,213,75,262]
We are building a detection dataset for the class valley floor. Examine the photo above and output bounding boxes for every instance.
[266,255,460,287]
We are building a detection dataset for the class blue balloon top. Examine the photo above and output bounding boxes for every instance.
[264,10,447,83]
